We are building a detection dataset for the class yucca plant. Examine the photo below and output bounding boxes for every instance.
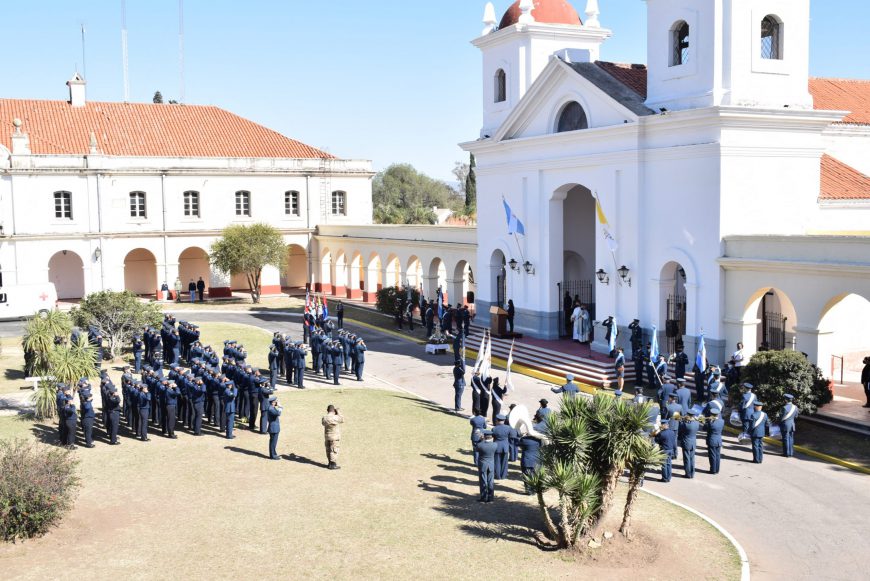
[31,380,59,420]
[49,336,97,388]
[619,437,666,539]
[22,310,72,376]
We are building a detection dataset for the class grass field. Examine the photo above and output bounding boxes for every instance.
[191,321,274,370]
[0,388,739,580]
[163,296,305,312]
[0,337,28,395]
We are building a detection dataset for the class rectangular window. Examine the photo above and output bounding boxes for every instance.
[235,191,251,216]
[129,191,147,218]
[331,190,346,216]
[183,190,200,217]
[54,191,72,219]
[285,191,300,216]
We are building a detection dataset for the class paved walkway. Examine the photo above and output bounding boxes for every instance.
[170,311,868,581]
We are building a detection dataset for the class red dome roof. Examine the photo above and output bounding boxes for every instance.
[499,0,582,29]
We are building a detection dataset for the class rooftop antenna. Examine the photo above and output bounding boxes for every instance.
[122,0,130,101]
[80,24,87,80]
[179,0,185,103]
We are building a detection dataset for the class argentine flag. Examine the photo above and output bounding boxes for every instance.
[696,333,707,371]
[502,198,526,236]
[650,324,660,360]
[437,287,444,320]
[608,317,618,354]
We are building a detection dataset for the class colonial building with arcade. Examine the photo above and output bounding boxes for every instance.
[462,0,870,370]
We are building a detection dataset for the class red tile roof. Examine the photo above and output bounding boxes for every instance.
[0,99,334,159]
[820,155,870,201]
[593,63,870,125]
[809,78,870,125]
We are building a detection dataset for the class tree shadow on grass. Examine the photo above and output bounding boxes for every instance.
[31,422,60,444]
[417,480,543,548]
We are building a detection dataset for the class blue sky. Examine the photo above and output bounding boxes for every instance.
[5,1,870,181]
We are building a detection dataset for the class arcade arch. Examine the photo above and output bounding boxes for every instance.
[659,261,688,354]
[124,248,158,296]
[742,287,798,352]
[178,247,210,291]
[282,244,308,289]
[48,250,85,299]
[490,249,507,309]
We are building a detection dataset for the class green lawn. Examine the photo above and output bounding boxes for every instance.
[0,388,738,579]
[191,321,274,369]
[0,337,29,395]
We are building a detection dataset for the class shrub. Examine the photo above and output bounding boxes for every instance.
[72,291,163,359]
[375,286,421,316]
[0,439,80,542]
[734,350,831,415]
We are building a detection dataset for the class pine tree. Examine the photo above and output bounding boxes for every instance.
[153,91,164,104]
[465,153,477,215]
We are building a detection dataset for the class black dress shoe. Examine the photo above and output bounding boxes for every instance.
[86,444,95,448]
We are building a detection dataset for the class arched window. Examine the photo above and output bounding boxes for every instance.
[761,16,782,60]
[556,102,588,133]
[671,21,690,67]
[494,69,506,103]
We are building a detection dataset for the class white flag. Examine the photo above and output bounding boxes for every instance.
[480,334,492,381]
[473,332,486,374]
[505,340,515,392]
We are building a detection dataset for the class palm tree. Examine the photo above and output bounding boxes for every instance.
[22,311,71,376]
[49,336,97,388]
[619,437,666,539]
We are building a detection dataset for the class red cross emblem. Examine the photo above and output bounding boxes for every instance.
[39,293,48,301]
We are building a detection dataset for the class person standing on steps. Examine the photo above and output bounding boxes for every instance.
[506,299,515,334]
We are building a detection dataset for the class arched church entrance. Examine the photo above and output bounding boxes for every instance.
[555,184,596,337]
[490,249,507,308]
[659,261,687,355]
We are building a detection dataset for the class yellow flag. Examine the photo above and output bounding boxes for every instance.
[595,196,609,226]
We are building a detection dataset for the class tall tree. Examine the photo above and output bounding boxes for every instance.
[210,223,287,303]
[372,164,462,224]
[465,153,477,215]
[72,291,163,360]
[153,91,164,104]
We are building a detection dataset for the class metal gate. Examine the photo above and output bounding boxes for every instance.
[763,312,787,351]
[665,293,687,354]
[558,280,594,338]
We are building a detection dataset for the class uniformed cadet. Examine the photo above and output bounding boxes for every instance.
[491,414,512,480]
[61,395,78,449]
[105,385,121,445]
[331,341,343,385]
[191,377,206,435]
[452,359,466,412]
[653,355,668,389]
[678,408,700,478]
[674,346,689,380]
[354,339,367,381]
[266,395,282,460]
[779,394,799,458]
[749,401,768,464]
[614,347,626,391]
[224,381,237,439]
[132,334,144,373]
[137,386,151,441]
[163,382,179,438]
[517,422,542,495]
[654,421,677,482]
[249,371,265,428]
[703,393,724,419]
[551,374,579,397]
[675,378,692,414]
[259,381,274,434]
[469,409,486,466]
[475,431,497,503]
[294,342,307,389]
[322,405,344,469]
[537,399,552,421]
[657,376,677,414]
[491,377,508,424]
[705,409,725,474]
[268,345,280,388]
[665,394,682,433]
[478,376,492,417]
[740,383,757,436]
[470,370,483,413]
[80,389,96,448]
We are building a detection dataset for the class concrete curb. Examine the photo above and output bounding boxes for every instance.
[640,488,751,581]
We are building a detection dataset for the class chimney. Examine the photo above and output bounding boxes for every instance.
[67,72,86,107]
[11,118,30,155]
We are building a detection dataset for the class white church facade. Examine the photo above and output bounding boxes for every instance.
[463,0,870,371]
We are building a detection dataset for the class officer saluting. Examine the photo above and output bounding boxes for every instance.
[475,430,497,503]
[266,395,282,460]
[779,394,799,458]
[452,359,466,412]
[552,374,579,397]
[749,401,768,464]
[654,421,677,482]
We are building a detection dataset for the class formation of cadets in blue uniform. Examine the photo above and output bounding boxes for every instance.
[53,312,366,459]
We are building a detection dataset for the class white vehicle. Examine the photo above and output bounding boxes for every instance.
[0,283,58,320]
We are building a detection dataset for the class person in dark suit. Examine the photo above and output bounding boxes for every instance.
[267,396,282,460]
[475,431,497,502]
[705,409,725,474]
[654,421,676,482]
[452,359,466,412]
[678,408,700,478]
[674,346,689,380]
[196,277,206,302]
[336,301,344,328]
[506,299,515,334]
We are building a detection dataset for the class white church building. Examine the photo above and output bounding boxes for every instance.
[463,0,870,371]
[0,75,374,300]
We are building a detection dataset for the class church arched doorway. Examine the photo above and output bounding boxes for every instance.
[48,250,85,300]
[743,287,797,352]
[490,249,507,308]
[659,261,687,355]
[555,184,596,336]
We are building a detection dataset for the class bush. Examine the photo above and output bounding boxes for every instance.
[375,286,421,316]
[71,291,163,360]
[734,350,831,416]
[0,439,80,542]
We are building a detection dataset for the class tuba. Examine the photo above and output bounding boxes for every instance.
[508,404,549,442]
